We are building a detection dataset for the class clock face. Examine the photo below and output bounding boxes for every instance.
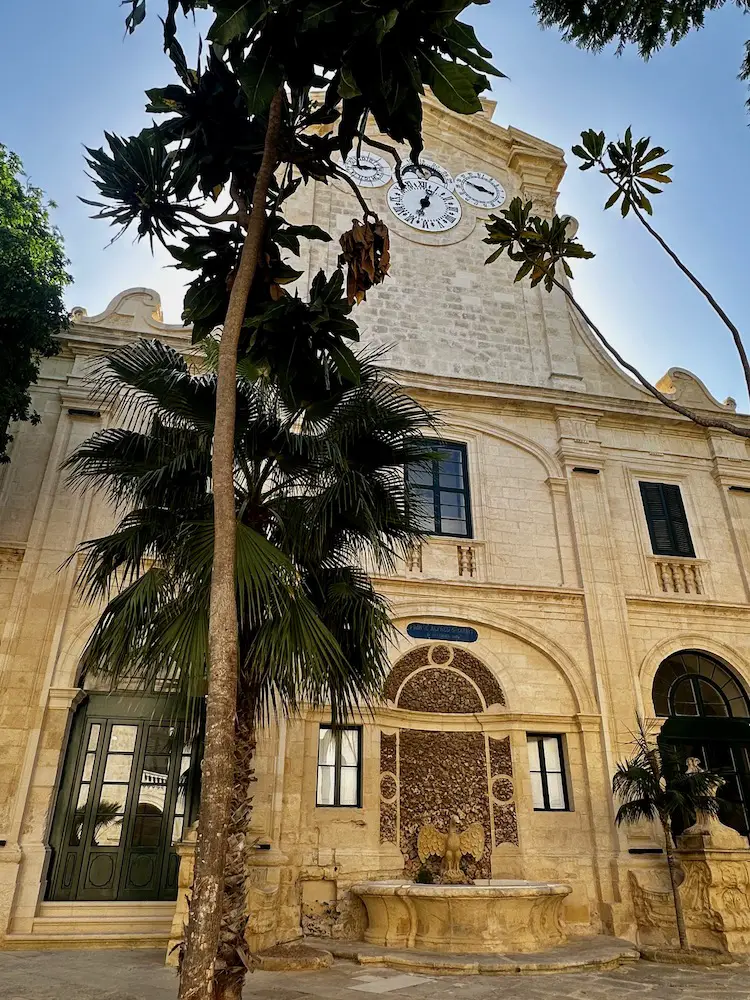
[387,179,462,232]
[339,151,392,188]
[454,170,507,210]
[400,156,454,191]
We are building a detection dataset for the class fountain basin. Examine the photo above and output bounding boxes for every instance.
[351,879,571,954]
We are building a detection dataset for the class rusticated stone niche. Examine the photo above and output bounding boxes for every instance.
[378,646,518,875]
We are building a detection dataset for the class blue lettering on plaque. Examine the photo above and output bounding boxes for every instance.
[406,623,478,643]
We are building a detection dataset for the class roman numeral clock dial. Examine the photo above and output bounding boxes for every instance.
[387,178,462,233]
[454,170,506,210]
[339,151,392,188]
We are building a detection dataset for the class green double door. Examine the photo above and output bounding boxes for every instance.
[47,694,199,902]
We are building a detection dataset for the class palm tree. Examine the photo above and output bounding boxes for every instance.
[612,720,723,950]
[63,338,434,999]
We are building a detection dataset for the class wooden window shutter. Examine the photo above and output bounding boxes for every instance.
[662,484,695,556]
[639,482,695,557]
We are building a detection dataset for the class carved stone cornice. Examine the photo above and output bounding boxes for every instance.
[626,595,750,619]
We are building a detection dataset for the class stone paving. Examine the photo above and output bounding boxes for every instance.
[2,949,750,1000]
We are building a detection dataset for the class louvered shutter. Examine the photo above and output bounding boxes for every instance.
[662,484,695,556]
[639,482,695,557]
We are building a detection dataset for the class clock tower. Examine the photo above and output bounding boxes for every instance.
[287,94,641,400]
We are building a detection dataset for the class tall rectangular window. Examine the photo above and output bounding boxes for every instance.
[316,726,361,807]
[639,481,695,557]
[527,734,569,811]
[407,440,472,537]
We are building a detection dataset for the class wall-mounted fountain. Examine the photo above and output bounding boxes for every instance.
[352,815,571,954]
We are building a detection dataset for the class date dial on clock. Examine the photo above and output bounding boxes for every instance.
[454,170,506,209]
[400,156,454,191]
[387,179,462,232]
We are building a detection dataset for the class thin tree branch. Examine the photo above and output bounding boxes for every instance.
[178,205,243,226]
[540,260,750,438]
[599,167,750,402]
[361,134,404,186]
[332,166,377,220]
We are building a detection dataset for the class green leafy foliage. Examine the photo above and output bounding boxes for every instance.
[64,338,437,722]
[0,145,70,463]
[85,0,501,399]
[573,127,672,216]
[483,196,594,290]
[612,720,723,831]
[111,0,501,197]
[532,0,750,110]
[84,0,497,390]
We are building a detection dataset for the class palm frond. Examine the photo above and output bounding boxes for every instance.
[87,338,217,430]
[615,799,658,827]
[244,587,349,724]
[72,506,187,602]
[69,342,439,732]
[612,714,724,830]
[63,421,212,510]
[79,566,174,685]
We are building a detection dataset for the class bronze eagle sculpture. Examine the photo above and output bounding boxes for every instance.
[417,815,484,884]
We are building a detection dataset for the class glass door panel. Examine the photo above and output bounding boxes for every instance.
[660,733,750,842]
[47,697,199,902]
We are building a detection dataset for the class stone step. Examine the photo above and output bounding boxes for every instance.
[2,901,176,947]
[1,931,170,951]
[304,935,641,975]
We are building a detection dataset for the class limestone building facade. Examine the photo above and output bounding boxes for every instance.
[2,98,750,952]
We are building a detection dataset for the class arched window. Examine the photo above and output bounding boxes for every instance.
[653,651,750,840]
[653,651,749,719]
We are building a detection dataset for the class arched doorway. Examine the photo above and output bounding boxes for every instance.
[46,690,201,902]
[653,650,750,839]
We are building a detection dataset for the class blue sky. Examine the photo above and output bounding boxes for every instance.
[2,1,749,406]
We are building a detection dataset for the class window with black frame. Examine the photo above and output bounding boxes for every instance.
[316,726,362,807]
[527,734,570,811]
[407,440,472,538]
[639,481,695,557]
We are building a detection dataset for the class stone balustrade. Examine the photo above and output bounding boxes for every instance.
[400,538,483,583]
[650,557,705,596]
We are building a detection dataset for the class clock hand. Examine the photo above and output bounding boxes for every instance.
[415,193,431,217]
[469,181,494,195]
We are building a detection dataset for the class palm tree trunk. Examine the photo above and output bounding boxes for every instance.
[178,89,283,1000]
[215,685,258,1000]
[663,819,688,949]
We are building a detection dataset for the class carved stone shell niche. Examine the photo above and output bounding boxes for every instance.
[383,644,505,714]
